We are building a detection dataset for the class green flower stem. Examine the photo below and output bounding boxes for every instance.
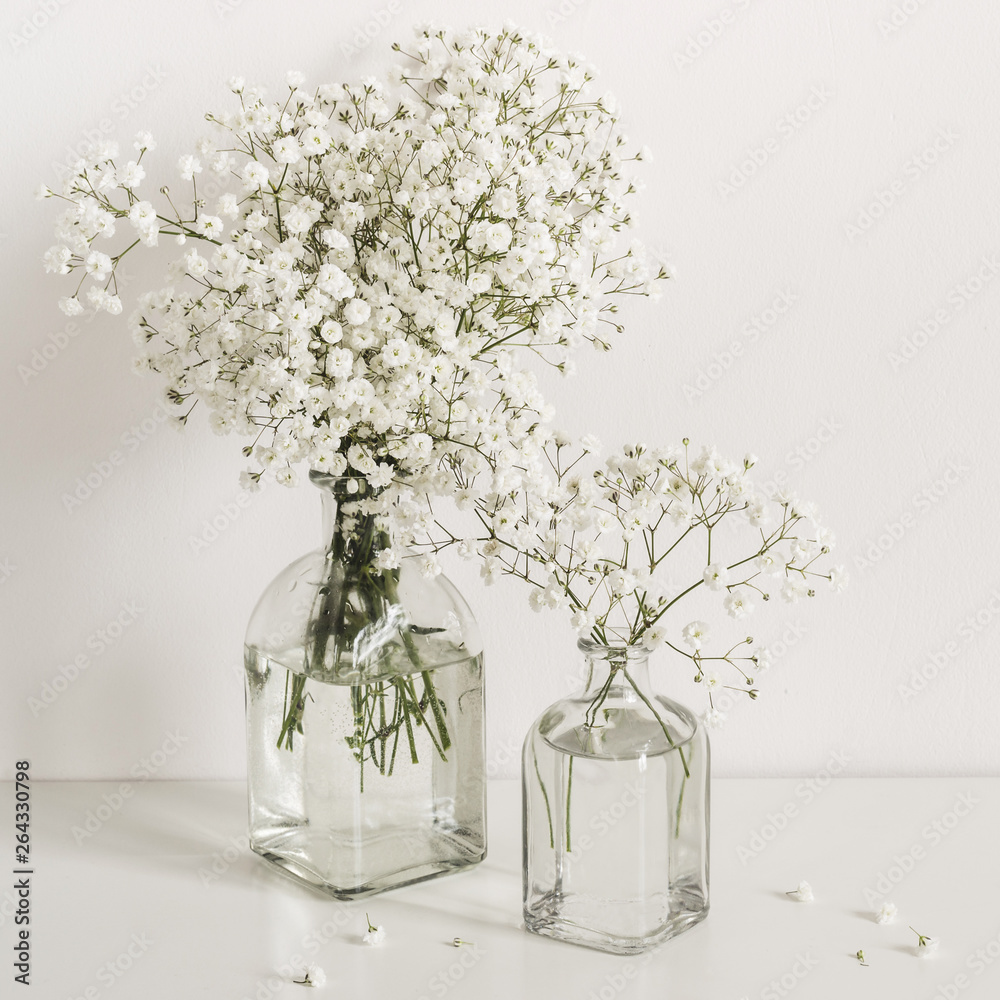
[277,493,453,776]
[621,666,690,780]
[533,745,555,850]
[565,756,574,853]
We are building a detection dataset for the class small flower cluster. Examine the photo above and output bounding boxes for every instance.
[41,25,664,546]
[427,438,844,722]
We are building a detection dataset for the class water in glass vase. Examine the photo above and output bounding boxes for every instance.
[246,641,485,899]
[523,643,709,955]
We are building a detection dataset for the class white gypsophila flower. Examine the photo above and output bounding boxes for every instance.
[781,578,809,603]
[642,625,667,651]
[419,555,442,578]
[723,591,754,620]
[43,245,71,274]
[751,647,772,673]
[272,136,302,164]
[84,251,113,279]
[701,708,726,730]
[829,565,848,592]
[703,672,720,690]
[177,154,201,180]
[484,222,513,252]
[239,470,262,493]
[681,621,709,650]
[702,563,729,591]
[754,551,783,575]
[117,161,145,189]
[343,298,371,326]
[914,930,938,958]
[363,916,386,946]
[374,548,401,571]
[875,902,897,925]
[786,881,814,902]
[59,296,84,316]
[292,964,326,987]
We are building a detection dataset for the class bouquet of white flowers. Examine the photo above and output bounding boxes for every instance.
[41,24,665,754]
[422,436,846,727]
[42,25,663,513]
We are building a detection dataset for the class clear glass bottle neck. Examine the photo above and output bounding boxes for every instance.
[578,642,652,702]
[309,471,371,553]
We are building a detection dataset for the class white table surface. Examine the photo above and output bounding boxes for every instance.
[3,778,999,999]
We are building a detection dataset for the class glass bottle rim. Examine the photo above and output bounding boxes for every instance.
[576,637,650,660]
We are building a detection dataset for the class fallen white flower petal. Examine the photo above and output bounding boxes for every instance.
[363,913,386,946]
[786,880,814,902]
[292,964,326,987]
[911,926,938,957]
[363,925,386,946]
[875,901,897,925]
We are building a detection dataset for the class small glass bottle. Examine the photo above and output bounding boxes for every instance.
[244,472,486,898]
[523,639,709,954]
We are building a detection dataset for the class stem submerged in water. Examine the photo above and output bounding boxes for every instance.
[275,489,453,776]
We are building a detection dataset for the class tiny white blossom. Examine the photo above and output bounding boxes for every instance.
[239,470,262,494]
[42,245,71,274]
[702,563,729,591]
[84,251,113,280]
[117,161,145,189]
[292,964,326,987]
[786,881,814,902]
[701,708,726,729]
[343,298,372,326]
[272,136,302,164]
[681,621,709,650]
[874,902,897,925]
[419,555,442,578]
[723,591,754,620]
[374,548,401,571]
[781,578,809,603]
[58,296,84,316]
[642,625,667,651]
[177,154,202,180]
[363,914,386,946]
[485,222,513,252]
[755,551,783,575]
[911,927,938,957]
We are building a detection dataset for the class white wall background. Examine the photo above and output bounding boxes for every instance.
[3,0,999,781]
